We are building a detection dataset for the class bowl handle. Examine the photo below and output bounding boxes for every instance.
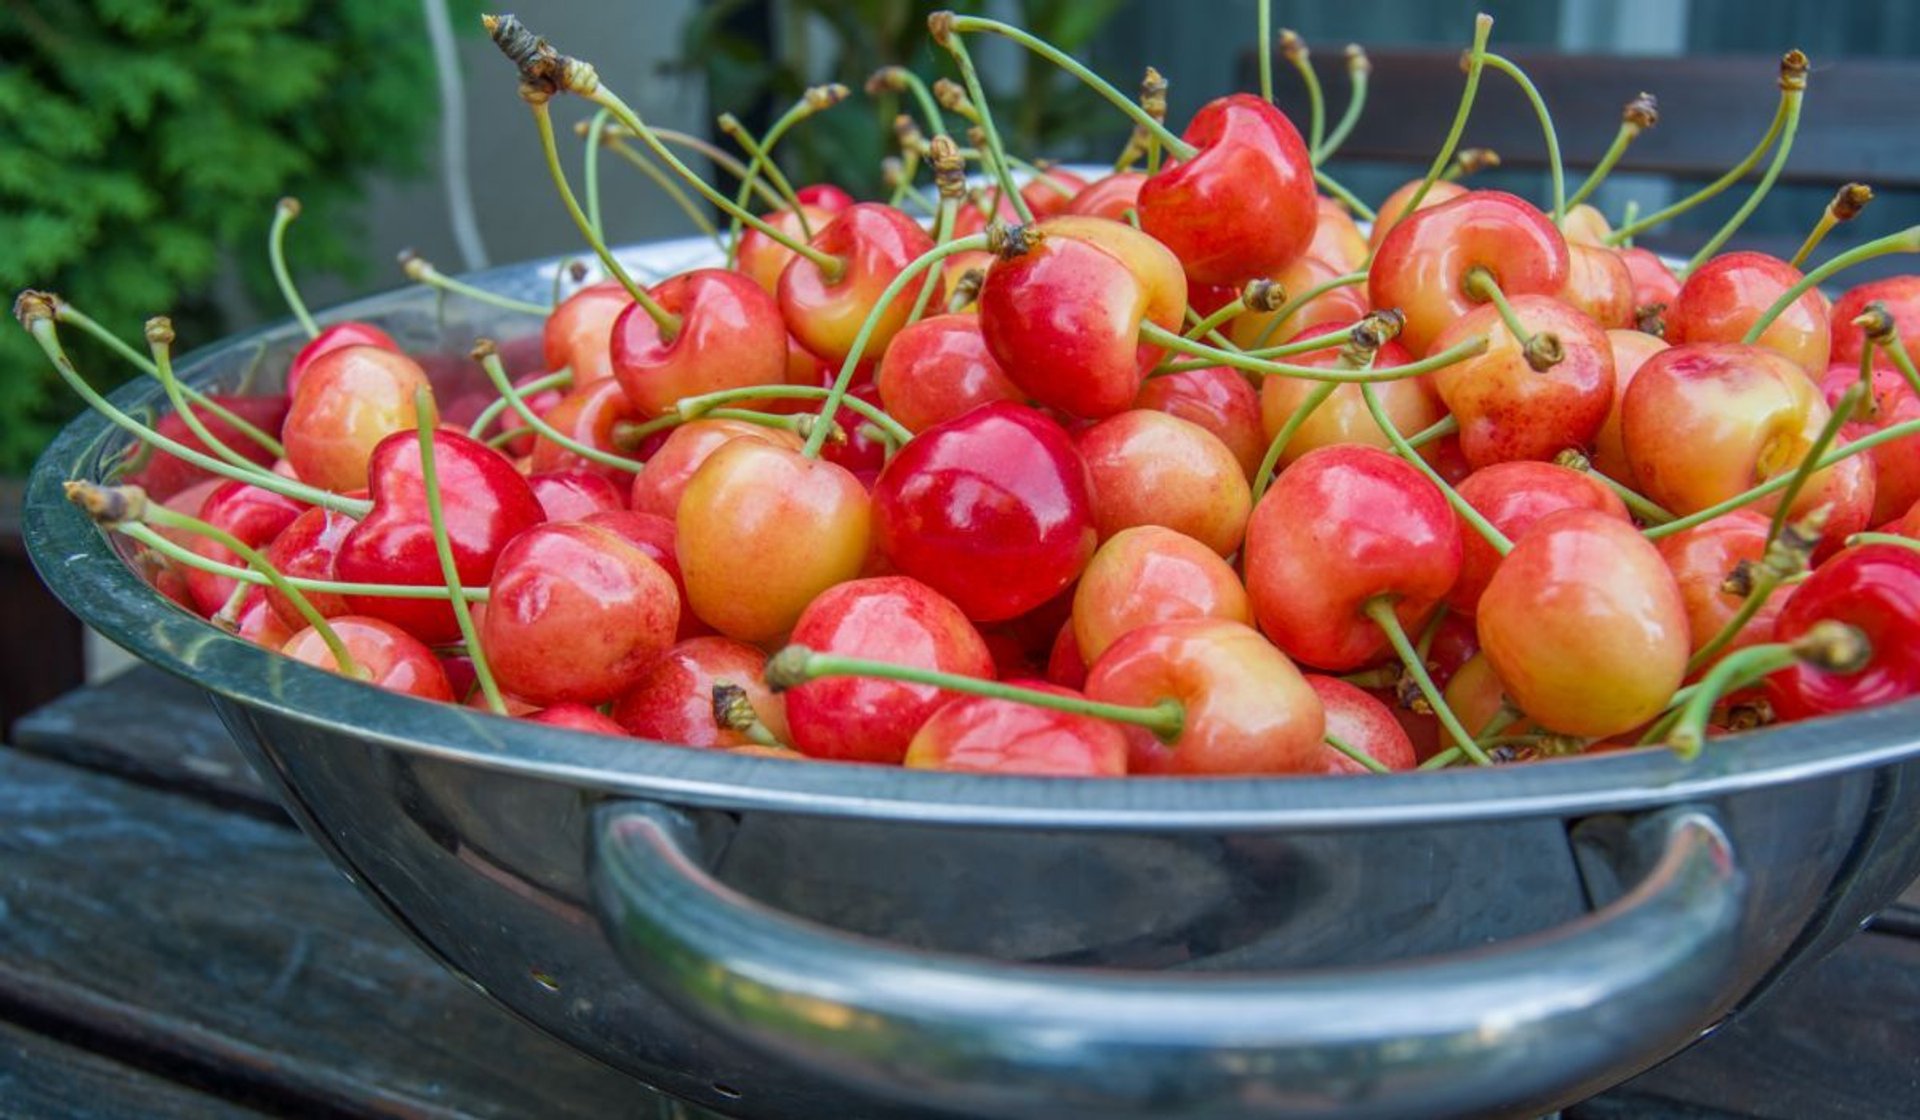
[590,802,1743,1119]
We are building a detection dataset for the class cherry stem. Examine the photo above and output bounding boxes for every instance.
[1768,382,1861,544]
[1278,30,1325,152]
[1362,596,1493,767]
[870,66,949,139]
[1462,266,1539,349]
[589,122,784,212]
[766,644,1187,743]
[801,231,993,460]
[722,90,842,265]
[267,198,320,339]
[1253,381,1336,503]
[1250,270,1370,350]
[1140,321,1490,384]
[1562,95,1657,216]
[105,487,362,678]
[1155,329,1354,375]
[18,308,369,517]
[1359,381,1514,556]
[1682,79,1806,276]
[1665,624,1871,760]
[398,250,551,317]
[1418,702,1529,771]
[144,320,272,481]
[413,388,506,715]
[1316,170,1377,221]
[674,384,914,446]
[1185,297,1250,343]
[712,681,786,748]
[1324,731,1390,774]
[1608,56,1800,247]
[531,100,682,339]
[1554,449,1675,524]
[474,344,644,474]
[1477,54,1564,219]
[1376,14,1494,249]
[1741,226,1920,346]
[1646,413,1920,540]
[595,132,723,249]
[940,14,1199,163]
[1849,532,1920,553]
[1685,566,1784,677]
[1257,1,1274,103]
[466,368,573,440]
[1405,414,1458,450]
[1315,46,1372,165]
[934,32,1034,225]
[115,520,483,602]
[1790,183,1873,269]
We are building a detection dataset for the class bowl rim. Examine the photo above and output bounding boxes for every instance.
[25,238,1920,832]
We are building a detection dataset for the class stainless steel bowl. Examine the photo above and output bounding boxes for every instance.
[25,243,1920,1119]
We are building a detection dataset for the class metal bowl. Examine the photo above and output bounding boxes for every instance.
[25,243,1920,1120]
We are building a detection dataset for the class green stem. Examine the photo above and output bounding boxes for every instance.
[1481,54,1564,220]
[115,521,484,601]
[1767,382,1862,543]
[1253,381,1337,502]
[146,325,271,479]
[1607,78,1792,246]
[414,389,506,715]
[1563,120,1635,216]
[584,107,611,242]
[1251,270,1368,350]
[1185,297,1248,342]
[1849,532,1920,553]
[723,96,824,267]
[1324,731,1389,774]
[1682,84,1804,275]
[1257,0,1274,103]
[1741,226,1920,345]
[1685,567,1783,676]
[1279,30,1324,151]
[1360,381,1513,555]
[476,348,643,473]
[1363,597,1493,767]
[1464,267,1537,346]
[1375,14,1493,248]
[676,383,914,446]
[1405,414,1458,450]
[401,254,552,317]
[907,197,957,325]
[874,66,948,138]
[466,369,573,440]
[1315,47,1370,164]
[1666,642,1799,759]
[598,131,749,243]
[1314,169,1376,221]
[267,199,320,339]
[771,646,1186,742]
[937,34,1034,224]
[1141,321,1490,384]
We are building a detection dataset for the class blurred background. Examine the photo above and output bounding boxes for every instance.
[3,0,1917,726]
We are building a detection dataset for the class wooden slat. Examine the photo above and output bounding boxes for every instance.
[0,1018,270,1120]
[0,748,657,1120]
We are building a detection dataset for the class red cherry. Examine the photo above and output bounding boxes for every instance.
[628,417,803,520]
[1133,365,1266,481]
[1619,248,1681,320]
[1304,675,1417,774]
[129,394,290,501]
[523,703,630,737]
[872,402,1096,623]
[778,202,938,364]
[1019,166,1089,220]
[182,481,306,617]
[873,314,1025,434]
[1307,198,1370,273]
[1063,172,1146,221]
[794,183,854,212]
[1819,363,1920,525]
[283,345,432,492]
[904,683,1128,776]
[1226,254,1370,351]
[281,615,453,701]
[1138,94,1317,287]
[543,280,632,387]
[1447,461,1629,617]
[1369,190,1571,357]
[264,503,360,629]
[1592,328,1670,487]
[1366,178,1467,254]
[737,205,835,295]
[1429,295,1615,469]
[612,636,790,748]
[1768,543,1920,720]
[1076,410,1250,557]
[1072,525,1249,663]
[1654,510,1785,671]
[230,585,296,648]
[526,377,642,480]
[1830,276,1920,371]
[1667,252,1830,376]
[1559,242,1635,330]
[609,269,788,417]
[286,322,401,397]
[580,509,708,640]
[527,469,627,522]
[1256,319,1434,470]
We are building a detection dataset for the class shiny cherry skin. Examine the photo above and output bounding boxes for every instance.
[286,322,401,397]
[628,417,803,520]
[1767,543,1920,721]
[677,440,872,643]
[1020,166,1090,220]
[778,202,938,364]
[264,503,360,629]
[1430,295,1615,469]
[1667,252,1830,377]
[1244,445,1463,671]
[1077,410,1250,556]
[1064,171,1146,221]
[1366,179,1467,253]
[580,509,708,641]
[1592,328,1670,487]
[610,269,788,417]
[1653,510,1784,670]
[283,345,432,492]
[522,703,629,737]
[1308,198,1369,272]
[543,280,632,387]
[1441,651,1535,741]
[526,377,642,480]
[334,428,546,645]
[182,480,306,617]
[611,635,790,748]
[794,183,854,212]
[1072,525,1249,663]
[1477,508,1690,738]
[1369,190,1571,356]
[783,576,995,764]
[1257,322,1436,470]
[872,402,1096,623]
[1133,365,1266,481]
[873,314,1025,433]
[491,370,570,459]
[1138,94,1318,287]
[904,684,1128,776]
[1830,276,1920,371]
[1448,461,1630,617]
[1819,362,1920,525]
[1226,254,1370,352]
[1619,248,1681,321]
[738,204,835,295]
[1086,617,1325,776]
[980,215,1188,419]
[1560,242,1635,330]
[527,469,626,522]
[130,394,290,501]
[281,615,453,700]
[1304,675,1417,774]
[230,584,296,648]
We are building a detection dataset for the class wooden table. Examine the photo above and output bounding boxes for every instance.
[4,667,1916,1119]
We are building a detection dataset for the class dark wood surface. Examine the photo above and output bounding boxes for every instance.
[2,667,1917,1119]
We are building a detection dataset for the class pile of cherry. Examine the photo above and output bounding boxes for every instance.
[22,10,1920,778]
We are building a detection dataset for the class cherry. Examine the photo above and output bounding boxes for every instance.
[286,323,403,397]
[1830,276,1920,371]
[794,183,854,211]
[1138,93,1318,287]
[181,481,306,617]
[229,585,296,649]
[1064,171,1146,221]
[609,268,788,417]
[1019,165,1089,220]
[579,509,707,640]
[781,576,995,763]
[263,503,360,629]
[130,394,290,501]
[1653,510,1787,671]
[1667,251,1830,377]
[1225,255,1370,352]
[1080,411,1250,556]
[282,345,433,492]
[1820,364,1920,524]
[737,203,835,294]
[778,202,938,364]
[904,684,1128,776]
[1046,621,1088,691]
[1307,198,1369,273]
[1428,295,1614,469]
[873,313,1025,433]
[1304,675,1417,774]
[281,615,454,701]
[526,469,626,522]
[1767,543,1920,721]
[628,417,803,520]
[1072,525,1250,664]
[1367,178,1467,253]
[526,377,643,479]
[1369,190,1570,357]
[1591,328,1669,487]
[1477,508,1689,738]
[871,401,1095,623]
[611,636,789,748]
[1447,461,1629,617]
[523,703,630,737]
[1559,242,1635,330]
[1256,321,1435,472]
[1133,365,1266,481]
[1618,248,1681,324]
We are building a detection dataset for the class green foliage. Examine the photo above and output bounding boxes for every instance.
[680,0,1129,200]
[0,0,455,474]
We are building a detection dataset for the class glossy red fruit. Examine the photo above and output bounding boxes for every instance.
[1227,254,1371,352]
[1072,525,1249,663]
[1020,166,1089,220]
[527,377,643,480]
[1133,365,1266,481]
[1619,248,1681,321]
[612,636,790,748]
[1591,328,1669,487]
[283,345,431,492]
[737,204,835,295]
[1064,171,1146,221]
[778,202,938,364]
[1667,251,1830,377]
[1256,320,1435,470]
[1830,276,1920,371]
[129,394,290,501]
[286,322,401,397]
[609,269,788,417]
[1654,510,1784,670]
[1077,410,1250,556]
[527,469,626,522]
[1429,295,1615,468]
[1560,242,1635,330]
[1768,543,1920,720]
[783,576,995,764]
[1303,675,1417,774]
[1447,462,1630,617]
[1138,94,1318,287]
[873,314,1025,433]
[281,615,454,700]
[1821,362,1920,525]
[264,503,360,629]
[523,703,630,736]
[230,585,295,648]
[1367,179,1467,253]
[183,481,307,617]
[543,280,632,387]
[872,402,1095,623]
[1369,190,1570,356]
[580,509,707,641]
[627,418,803,521]
[904,684,1128,776]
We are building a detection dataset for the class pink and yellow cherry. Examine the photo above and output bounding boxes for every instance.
[1560,242,1635,330]
[628,418,804,520]
[1429,295,1615,469]
[1440,652,1528,742]
[283,345,432,492]
[1077,411,1251,556]
[737,204,835,294]
[526,377,642,479]
[1477,508,1690,738]
[1619,248,1681,322]
[1086,617,1325,775]
[182,481,306,617]
[780,576,995,763]
[872,401,1096,623]
[1559,203,1613,248]
[1591,328,1670,486]
[609,268,788,417]
[904,683,1128,776]
[480,522,679,706]
[527,469,626,522]
[1304,675,1417,774]
[1667,252,1830,376]
[334,428,546,645]
[1257,322,1437,470]
[1138,93,1318,287]
[1308,199,1369,273]
[1064,171,1145,222]
[1046,621,1088,690]
[1369,190,1571,357]
[980,215,1187,420]
[676,438,872,643]
[264,503,360,629]
[522,703,630,737]
[1447,461,1629,617]
[779,202,939,364]
[1225,254,1370,352]
[543,279,632,386]
[1366,179,1467,253]
[1071,526,1250,664]
[491,370,569,459]
[611,636,790,748]
[281,615,454,701]
[1653,510,1785,669]
[1133,365,1266,481]
[1830,276,1920,370]
[1243,445,1462,672]
[286,322,402,398]
[873,313,1025,434]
